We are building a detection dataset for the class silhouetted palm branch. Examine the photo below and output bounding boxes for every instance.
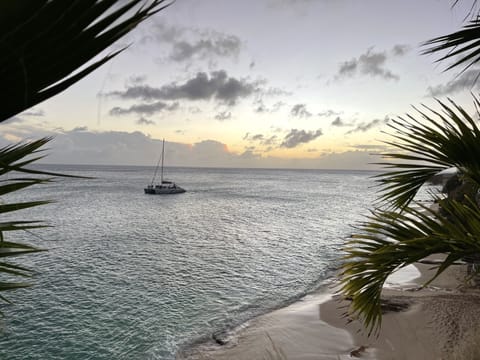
[423,18,480,76]
[0,0,171,122]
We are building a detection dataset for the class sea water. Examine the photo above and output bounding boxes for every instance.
[0,165,378,359]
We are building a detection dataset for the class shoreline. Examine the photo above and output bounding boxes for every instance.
[178,259,480,359]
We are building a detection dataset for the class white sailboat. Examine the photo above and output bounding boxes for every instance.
[144,139,186,195]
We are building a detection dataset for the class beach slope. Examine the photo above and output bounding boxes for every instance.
[179,260,480,360]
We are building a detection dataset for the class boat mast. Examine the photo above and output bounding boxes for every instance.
[150,138,165,186]
[160,138,165,183]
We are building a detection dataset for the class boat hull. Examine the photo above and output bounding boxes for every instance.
[144,186,186,195]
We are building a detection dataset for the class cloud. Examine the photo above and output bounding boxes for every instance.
[272,101,286,112]
[254,100,268,113]
[254,99,285,113]
[36,130,238,167]
[21,108,45,117]
[146,23,241,63]
[72,126,88,132]
[109,101,179,116]
[338,59,357,77]
[318,109,341,117]
[107,70,259,106]
[336,48,399,81]
[331,116,350,127]
[4,116,25,124]
[188,106,202,114]
[0,125,380,169]
[346,116,389,134]
[127,75,147,85]
[391,44,411,56]
[427,68,480,96]
[290,104,312,118]
[169,36,241,62]
[263,86,291,97]
[146,23,186,43]
[280,128,322,148]
[215,111,232,121]
[244,133,279,147]
[136,117,156,125]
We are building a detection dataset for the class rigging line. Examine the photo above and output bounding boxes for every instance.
[151,139,165,185]
[96,60,116,126]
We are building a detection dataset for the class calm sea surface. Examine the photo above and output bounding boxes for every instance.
[0,165,378,359]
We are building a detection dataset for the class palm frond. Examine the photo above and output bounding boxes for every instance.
[0,138,60,298]
[340,198,480,336]
[376,97,480,209]
[0,0,172,122]
[422,17,480,75]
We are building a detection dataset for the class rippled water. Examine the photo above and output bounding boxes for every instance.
[0,165,376,359]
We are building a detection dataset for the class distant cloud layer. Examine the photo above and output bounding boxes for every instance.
[335,45,409,81]
[107,70,260,107]
[280,128,322,148]
[0,123,380,170]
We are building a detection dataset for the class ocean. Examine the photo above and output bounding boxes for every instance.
[0,165,378,359]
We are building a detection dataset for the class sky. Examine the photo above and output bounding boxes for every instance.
[3,0,479,170]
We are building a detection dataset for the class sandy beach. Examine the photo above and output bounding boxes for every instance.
[178,259,480,360]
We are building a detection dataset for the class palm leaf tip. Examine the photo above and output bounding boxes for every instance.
[422,18,480,75]
[374,98,480,209]
[0,137,60,304]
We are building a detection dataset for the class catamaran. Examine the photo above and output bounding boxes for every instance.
[144,139,186,195]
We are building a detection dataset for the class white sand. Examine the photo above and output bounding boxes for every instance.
[179,259,480,360]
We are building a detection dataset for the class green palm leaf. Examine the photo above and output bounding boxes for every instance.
[0,139,56,297]
[376,98,480,209]
[341,198,480,336]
